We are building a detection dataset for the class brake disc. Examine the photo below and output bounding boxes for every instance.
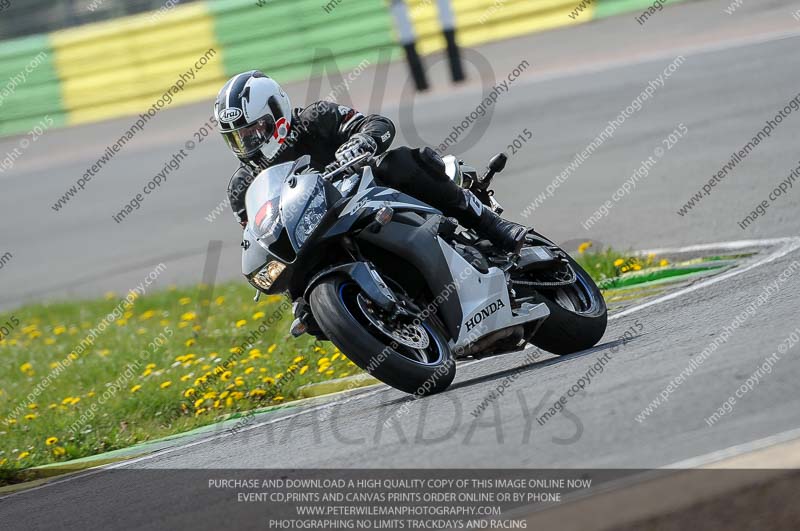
[356,294,430,349]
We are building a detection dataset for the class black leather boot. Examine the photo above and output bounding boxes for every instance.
[478,207,528,253]
[454,190,528,253]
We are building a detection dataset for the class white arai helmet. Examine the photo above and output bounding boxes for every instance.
[215,70,292,167]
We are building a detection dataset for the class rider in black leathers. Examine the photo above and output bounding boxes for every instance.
[217,71,527,252]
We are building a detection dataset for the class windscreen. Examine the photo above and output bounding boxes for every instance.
[244,162,293,243]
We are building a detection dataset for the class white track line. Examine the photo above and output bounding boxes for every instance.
[4,237,800,500]
[663,426,800,469]
[613,237,800,319]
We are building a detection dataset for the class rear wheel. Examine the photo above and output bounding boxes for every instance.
[309,277,456,395]
[515,234,607,355]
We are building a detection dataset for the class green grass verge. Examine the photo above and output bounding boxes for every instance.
[0,282,357,480]
[0,243,679,479]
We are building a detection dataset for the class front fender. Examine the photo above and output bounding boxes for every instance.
[305,262,398,313]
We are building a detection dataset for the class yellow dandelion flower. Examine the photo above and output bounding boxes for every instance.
[194,398,205,409]
[317,357,330,366]
[273,396,284,402]
[195,408,207,416]
[235,319,247,328]
[577,241,593,254]
[142,368,153,377]
[229,347,243,354]
[215,296,225,305]
[87,391,95,398]
[225,396,234,407]
[17,451,30,460]
[181,312,196,321]
[48,403,57,410]
[621,266,629,273]
[24,413,37,421]
[7,419,17,425]
[140,310,156,320]
[325,369,334,376]
[52,446,66,457]
[293,356,304,364]
[268,344,277,354]
[244,367,255,375]
[179,297,192,305]
[249,389,267,398]
[234,377,245,387]
[185,338,196,347]
[146,363,156,369]
[184,388,196,398]
[45,437,58,446]
[261,376,275,385]
[180,374,192,382]
[203,391,217,400]
[160,381,172,389]
[19,362,33,374]
[331,353,341,362]
[613,258,625,267]
[299,365,309,375]
[252,311,265,320]
[68,352,79,360]
[632,264,642,271]
[54,325,67,335]
[115,318,128,327]
[220,371,232,381]
[660,259,669,267]
[274,372,284,380]
[27,403,38,410]
[131,385,142,393]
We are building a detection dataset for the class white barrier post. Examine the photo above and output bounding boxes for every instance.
[435,0,465,83]
[390,0,430,91]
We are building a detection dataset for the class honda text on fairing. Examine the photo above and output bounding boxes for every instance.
[242,152,608,395]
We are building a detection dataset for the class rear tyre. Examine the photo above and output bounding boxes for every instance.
[310,276,456,395]
[518,235,608,355]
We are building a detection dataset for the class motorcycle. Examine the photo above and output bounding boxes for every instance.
[241,151,607,395]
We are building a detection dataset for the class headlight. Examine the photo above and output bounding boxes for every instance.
[293,190,327,247]
[251,261,286,291]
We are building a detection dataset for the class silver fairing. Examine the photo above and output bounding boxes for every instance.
[437,239,550,348]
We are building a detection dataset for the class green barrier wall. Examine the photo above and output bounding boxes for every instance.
[0,34,66,136]
[209,0,397,81]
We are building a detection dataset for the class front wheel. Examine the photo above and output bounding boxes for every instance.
[309,277,456,395]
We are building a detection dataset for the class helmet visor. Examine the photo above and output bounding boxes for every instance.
[222,116,276,157]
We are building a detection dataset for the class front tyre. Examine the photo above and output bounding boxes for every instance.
[309,277,456,396]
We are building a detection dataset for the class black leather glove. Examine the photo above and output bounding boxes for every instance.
[334,133,378,165]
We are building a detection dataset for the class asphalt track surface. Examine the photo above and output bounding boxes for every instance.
[2,0,800,528]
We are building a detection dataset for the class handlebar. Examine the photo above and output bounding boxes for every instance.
[322,153,374,181]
